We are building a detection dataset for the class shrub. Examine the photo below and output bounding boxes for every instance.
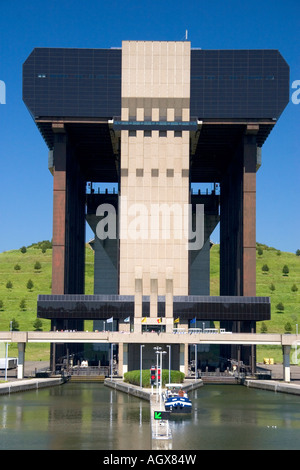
[11,318,19,331]
[296,249,300,256]
[291,284,298,292]
[27,279,34,290]
[124,369,185,388]
[262,264,269,273]
[33,319,43,331]
[282,265,289,276]
[6,280,13,289]
[19,299,27,311]
[20,246,27,253]
[276,302,285,312]
[257,248,263,256]
[0,300,4,310]
[260,322,268,333]
[14,264,21,271]
[269,283,275,293]
[284,322,292,334]
[34,261,42,271]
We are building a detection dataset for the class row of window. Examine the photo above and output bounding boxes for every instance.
[132,168,189,177]
[128,130,183,137]
[37,73,121,80]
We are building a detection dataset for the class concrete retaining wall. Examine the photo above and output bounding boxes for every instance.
[0,378,64,395]
[245,380,300,396]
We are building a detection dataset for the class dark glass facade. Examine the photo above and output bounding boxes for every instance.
[23,48,289,121]
[37,294,270,321]
[190,49,289,120]
[23,48,122,118]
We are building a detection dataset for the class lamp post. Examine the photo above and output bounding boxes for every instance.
[155,348,167,409]
[296,324,298,365]
[194,344,198,380]
[5,321,12,382]
[167,345,171,384]
[140,344,145,388]
[110,343,115,381]
[153,346,161,401]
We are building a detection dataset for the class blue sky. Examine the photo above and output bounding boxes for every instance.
[0,0,299,254]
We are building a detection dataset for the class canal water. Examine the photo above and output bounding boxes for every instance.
[1,382,300,450]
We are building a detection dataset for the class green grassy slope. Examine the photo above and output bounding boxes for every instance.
[0,241,299,362]
[210,243,300,362]
[0,243,94,360]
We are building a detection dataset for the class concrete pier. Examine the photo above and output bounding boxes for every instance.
[0,377,64,395]
[245,379,300,395]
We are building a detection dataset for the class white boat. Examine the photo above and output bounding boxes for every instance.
[164,383,192,414]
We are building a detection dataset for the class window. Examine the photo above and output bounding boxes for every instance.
[159,130,167,137]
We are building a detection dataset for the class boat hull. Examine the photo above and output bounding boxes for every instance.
[164,398,192,414]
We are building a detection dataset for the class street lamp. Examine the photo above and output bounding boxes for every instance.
[153,346,162,398]
[194,344,198,380]
[155,348,167,409]
[166,345,171,384]
[5,321,12,382]
[110,343,115,381]
[140,344,145,388]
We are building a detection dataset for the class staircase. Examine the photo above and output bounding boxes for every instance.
[69,375,105,383]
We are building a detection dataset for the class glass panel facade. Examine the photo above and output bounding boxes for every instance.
[23,48,289,121]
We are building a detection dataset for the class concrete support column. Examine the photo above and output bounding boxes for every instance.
[134,268,143,332]
[118,343,123,376]
[166,267,173,319]
[122,343,128,376]
[179,343,189,376]
[242,130,258,297]
[17,342,26,379]
[282,345,291,382]
[150,271,158,318]
[52,129,67,295]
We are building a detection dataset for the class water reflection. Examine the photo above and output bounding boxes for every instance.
[0,383,151,450]
[1,383,300,450]
[171,385,300,450]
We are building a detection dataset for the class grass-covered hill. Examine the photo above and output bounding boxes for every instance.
[0,241,299,362]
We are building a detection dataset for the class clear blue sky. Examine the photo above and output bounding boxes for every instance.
[0,0,299,254]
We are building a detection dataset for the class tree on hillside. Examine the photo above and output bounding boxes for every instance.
[6,280,13,289]
[291,284,298,292]
[284,322,292,334]
[34,261,42,271]
[19,299,27,311]
[262,264,269,274]
[276,302,285,312]
[269,283,276,293]
[282,265,289,276]
[257,248,263,256]
[296,249,300,256]
[0,300,4,310]
[260,322,268,333]
[11,318,19,331]
[27,279,34,291]
[14,264,21,271]
[33,318,43,331]
[20,246,27,253]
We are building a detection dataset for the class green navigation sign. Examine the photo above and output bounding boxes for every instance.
[154,411,170,420]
